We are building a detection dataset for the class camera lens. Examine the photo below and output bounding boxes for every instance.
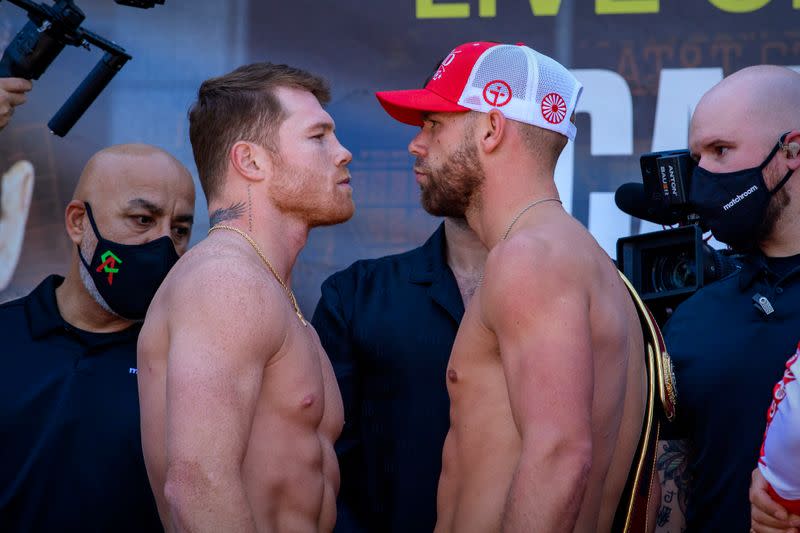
[650,251,697,293]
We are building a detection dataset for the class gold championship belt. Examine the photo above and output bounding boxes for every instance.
[611,271,677,533]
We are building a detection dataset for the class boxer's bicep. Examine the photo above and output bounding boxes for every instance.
[483,245,593,451]
[482,245,593,529]
[165,265,287,489]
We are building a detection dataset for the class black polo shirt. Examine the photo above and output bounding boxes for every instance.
[663,253,800,532]
[0,275,162,532]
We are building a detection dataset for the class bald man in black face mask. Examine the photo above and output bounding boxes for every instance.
[656,65,800,533]
[0,143,195,532]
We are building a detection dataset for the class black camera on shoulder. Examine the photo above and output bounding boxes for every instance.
[615,150,741,325]
[0,0,165,136]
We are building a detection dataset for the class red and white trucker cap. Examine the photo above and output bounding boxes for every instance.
[376,41,583,141]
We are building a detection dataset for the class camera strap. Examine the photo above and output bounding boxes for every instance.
[611,270,678,533]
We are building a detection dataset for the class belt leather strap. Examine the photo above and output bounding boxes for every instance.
[611,271,677,533]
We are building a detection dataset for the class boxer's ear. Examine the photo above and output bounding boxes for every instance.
[480,109,506,154]
[230,141,268,183]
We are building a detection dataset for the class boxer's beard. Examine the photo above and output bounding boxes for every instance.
[417,132,484,218]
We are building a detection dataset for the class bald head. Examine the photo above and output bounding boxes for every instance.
[74,144,193,203]
[690,66,800,171]
[59,144,197,325]
[65,143,196,257]
[693,66,800,147]
[710,65,799,128]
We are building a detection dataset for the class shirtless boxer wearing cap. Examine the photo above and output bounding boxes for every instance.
[376,42,648,532]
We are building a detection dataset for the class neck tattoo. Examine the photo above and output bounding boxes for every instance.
[208,224,308,326]
[247,185,253,232]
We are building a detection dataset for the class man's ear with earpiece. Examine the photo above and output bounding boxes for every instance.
[783,141,800,158]
[781,131,800,173]
[781,130,800,158]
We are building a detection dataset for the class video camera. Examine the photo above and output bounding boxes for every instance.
[615,150,741,325]
[0,0,165,136]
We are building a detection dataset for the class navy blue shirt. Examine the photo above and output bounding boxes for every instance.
[663,253,800,532]
[0,275,162,532]
[312,224,462,533]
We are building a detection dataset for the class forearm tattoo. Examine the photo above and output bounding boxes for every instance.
[655,439,691,531]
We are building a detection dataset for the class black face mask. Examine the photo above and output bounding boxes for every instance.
[77,202,179,320]
[690,132,794,252]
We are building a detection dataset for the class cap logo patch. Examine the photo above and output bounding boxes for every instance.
[482,80,512,107]
[432,49,461,81]
[541,92,567,124]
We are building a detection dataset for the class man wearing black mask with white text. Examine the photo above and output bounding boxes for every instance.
[654,65,800,533]
[0,143,195,532]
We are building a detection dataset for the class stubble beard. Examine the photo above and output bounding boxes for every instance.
[757,180,792,246]
[418,136,484,219]
[270,158,354,228]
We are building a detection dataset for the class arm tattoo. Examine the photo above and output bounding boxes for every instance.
[657,439,692,517]
[209,202,246,226]
[656,504,672,527]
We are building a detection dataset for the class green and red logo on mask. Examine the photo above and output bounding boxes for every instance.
[78,202,179,320]
[96,250,122,285]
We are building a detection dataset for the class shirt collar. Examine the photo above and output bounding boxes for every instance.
[738,251,800,290]
[25,275,68,339]
[25,274,140,346]
[409,222,449,284]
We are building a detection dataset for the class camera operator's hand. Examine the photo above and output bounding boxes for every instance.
[0,77,32,130]
[750,467,800,533]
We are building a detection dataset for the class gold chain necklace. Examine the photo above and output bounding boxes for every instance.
[208,224,308,327]
[501,197,561,241]
[478,197,561,286]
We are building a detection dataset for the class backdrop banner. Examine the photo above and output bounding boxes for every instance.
[0,0,796,311]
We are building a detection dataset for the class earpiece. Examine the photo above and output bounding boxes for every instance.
[782,141,800,158]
